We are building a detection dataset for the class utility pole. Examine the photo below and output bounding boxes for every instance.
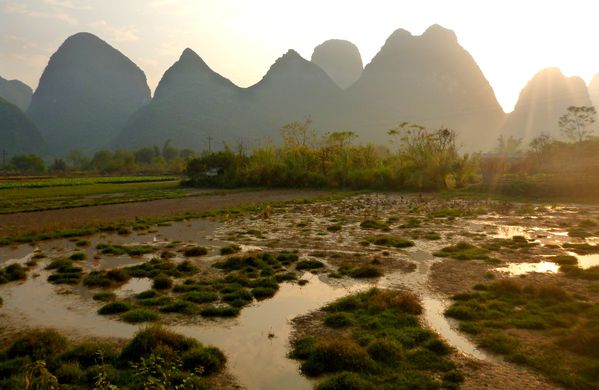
[208,136,213,154]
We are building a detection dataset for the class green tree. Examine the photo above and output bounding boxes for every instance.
[558,105,596,143]
[10,154,46,174]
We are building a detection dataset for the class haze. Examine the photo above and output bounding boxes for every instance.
[2,0,599,112]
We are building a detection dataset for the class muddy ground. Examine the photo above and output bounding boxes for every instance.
[0,189,333,238]
[1,193,598,389]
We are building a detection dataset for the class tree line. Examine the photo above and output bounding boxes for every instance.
[0,141,197,175]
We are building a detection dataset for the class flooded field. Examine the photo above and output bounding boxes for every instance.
[1,193,598,389]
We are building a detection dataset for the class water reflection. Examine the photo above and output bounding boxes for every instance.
[495,261,559,275]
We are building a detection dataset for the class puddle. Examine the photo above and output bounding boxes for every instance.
[420,297,489,359]
[567,252,599,269]
[174,275,367,390]
[495,261,559,275]
[493,225,531,239]
[114,278,153,298]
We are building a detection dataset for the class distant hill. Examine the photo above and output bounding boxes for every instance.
[118,49,342,150]
[117,25,504,152]
[501,68,591,143]
[311,39,363,89]
[0,76,32,112]
[27,32,151,154]
[0,97,46,156]
[114,48,241,150]
[345,25,505,150]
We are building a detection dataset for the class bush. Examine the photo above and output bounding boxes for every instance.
[251,287,278,300]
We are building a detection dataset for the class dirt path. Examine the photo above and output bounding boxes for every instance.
[0,189,333,238]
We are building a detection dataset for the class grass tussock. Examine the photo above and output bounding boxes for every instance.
[446,279,599,388]
[291,289,459,389]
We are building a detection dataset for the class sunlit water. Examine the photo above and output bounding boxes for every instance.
[495,261,560,276]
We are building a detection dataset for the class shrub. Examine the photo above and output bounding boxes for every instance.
[55,362,85,384]
[159,300,197,314]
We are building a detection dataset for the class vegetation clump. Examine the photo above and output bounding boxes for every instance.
[0,263,27,284]
[446,280,599,388]
[183,246,208,257]
[433,241,490,260]
[0,326,226,388]
[96,244,155,256]
[46,259,83,285]
[291,289,459,389]
[83,268,130,287]
[220,244,241,255]
[365,235,415,248]
[360,219,389,230]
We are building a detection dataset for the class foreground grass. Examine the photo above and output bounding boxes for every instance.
[291,288,463,390]
[445,279,599,389]
[0,325,225,389]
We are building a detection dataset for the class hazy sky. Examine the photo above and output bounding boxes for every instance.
[1,0,599,112]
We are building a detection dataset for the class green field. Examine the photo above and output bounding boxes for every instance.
[0,176,193,213]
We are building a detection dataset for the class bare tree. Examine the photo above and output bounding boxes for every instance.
[558,106,596,143]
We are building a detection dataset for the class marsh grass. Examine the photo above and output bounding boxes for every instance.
[446,279,599,388]
[0,263,27,284]
[291,289,460,389]
[433,241,490,260]
[365,235,415,248]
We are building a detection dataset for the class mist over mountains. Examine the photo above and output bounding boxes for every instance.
[3,24,599,157]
